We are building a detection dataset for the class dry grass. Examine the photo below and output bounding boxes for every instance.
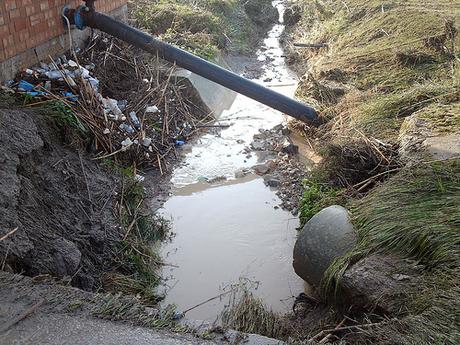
[287,0,460,142]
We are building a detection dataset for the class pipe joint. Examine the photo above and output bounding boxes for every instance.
[74,6,88,30]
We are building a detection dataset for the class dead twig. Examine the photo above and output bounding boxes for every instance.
[0,228,19,242]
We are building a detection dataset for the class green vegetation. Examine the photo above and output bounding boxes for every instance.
[102,176,171,305]
[221,290,286,339]
[92,293,177,328]
[323,160,460,293]
[299,177,342,227]
[41,101,88,136]
[131,0,278,59]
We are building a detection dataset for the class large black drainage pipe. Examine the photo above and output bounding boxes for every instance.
[63,1,320,125]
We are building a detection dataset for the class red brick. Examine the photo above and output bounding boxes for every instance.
[0,25,10,39]
[5,1,17,11]
[9,8,21,20]
[13,18,27,31]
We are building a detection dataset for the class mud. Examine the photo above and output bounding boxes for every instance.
[0,108,121,290]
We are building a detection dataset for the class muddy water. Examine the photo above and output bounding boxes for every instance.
[160,1,305,321]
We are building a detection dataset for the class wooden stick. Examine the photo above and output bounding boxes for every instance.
[0,228,18,242]
[182,289,235,315]
[294,43,328,48]
[318,318,346,344]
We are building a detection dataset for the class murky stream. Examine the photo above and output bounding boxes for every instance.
[159,1,305,321]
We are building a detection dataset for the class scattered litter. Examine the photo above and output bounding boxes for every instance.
[142,137,152,147]
[119,123,134,134]
[145,105,159,113]
[4,33,211,173]
[129,111,141,129]
[135,174,145,182]
[121,138,133,148]
[18,80,35,92]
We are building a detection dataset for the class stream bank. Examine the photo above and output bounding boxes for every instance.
[277,1,460,343]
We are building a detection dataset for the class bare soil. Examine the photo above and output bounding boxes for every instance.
[0,108,124,290]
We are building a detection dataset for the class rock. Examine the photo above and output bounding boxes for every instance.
[52,238,82,277]
[281,139,299,155]
[340,254,419,314]
[251,141,265,151]
[207,176,227,184]
[266,159,277,170]
[235,169,249,179]
[264,176,281,188]
[281,127,291,136]
[253,163,270,175]
[281,140,299,155]
[293,205,357,286]
[25,238,82,278]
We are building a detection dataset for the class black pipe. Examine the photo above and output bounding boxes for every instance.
[65,6,320,125]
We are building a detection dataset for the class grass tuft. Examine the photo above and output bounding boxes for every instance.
[102,177,171,305]
[221,289,286,339]
[322,160,460,297]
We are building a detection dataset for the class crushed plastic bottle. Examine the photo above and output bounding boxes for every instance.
[119,123,135,134]
[68,60,78,68]
[117,100,128,112]
[45,71,63,80]
[87,77,99,92]
[18,80,35,92]
[121,138,133,148]
[129,111,141,129]
[105,98,124,119]
[74,67,90,79]
[63,92,78,102]
[142,137,152,147]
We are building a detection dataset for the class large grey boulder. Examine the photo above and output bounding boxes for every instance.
[293,205,357,287]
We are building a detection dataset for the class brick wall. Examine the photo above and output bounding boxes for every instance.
[0,0,128,81]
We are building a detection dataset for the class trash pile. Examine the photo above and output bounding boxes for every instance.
[3,34,212,173]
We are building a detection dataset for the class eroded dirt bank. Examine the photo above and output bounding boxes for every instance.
[0,108,120,290]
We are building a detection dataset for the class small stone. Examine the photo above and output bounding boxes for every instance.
[265,178,281,188]
[266,159,277,170]
[253,163,270,175]
[103,128,110,135]
[281,138,299,155]
[235,169,249,178]
[251,141,265,150]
